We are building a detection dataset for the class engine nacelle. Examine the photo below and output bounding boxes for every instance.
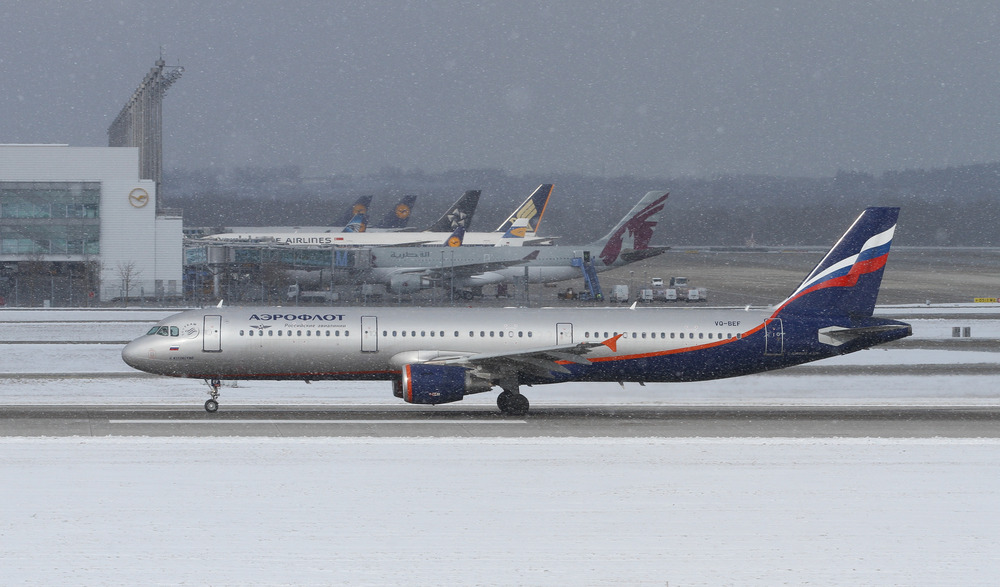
[387,274,429,295]
[397,364,492,405]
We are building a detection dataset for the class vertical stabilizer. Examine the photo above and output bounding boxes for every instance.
[378,195,417,229]
[424,190,481,232]
[495,184,554,234]
[774,207,899,319]
[592,191,669,265]
[341,213,368,233]
[335,195,373,227]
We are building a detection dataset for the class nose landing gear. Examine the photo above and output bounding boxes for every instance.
[204,378,221,412]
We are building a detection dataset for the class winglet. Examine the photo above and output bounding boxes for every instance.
[602,333,624,352]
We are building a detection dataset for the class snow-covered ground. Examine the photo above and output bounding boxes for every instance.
[2,437,999,585]
[2,307,999,585]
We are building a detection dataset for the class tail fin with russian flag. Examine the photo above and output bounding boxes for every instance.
[774,207,899,319]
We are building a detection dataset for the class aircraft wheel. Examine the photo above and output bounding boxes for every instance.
[496,390,513,413]
[507,393,529,416]
[204,399,219,413]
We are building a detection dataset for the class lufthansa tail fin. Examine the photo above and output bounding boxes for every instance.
[495,184,554,234]
[378,195,417,229]
[445,225,465,247]
[335,195,373,227]
[774,207,899,319]
[424,190,481,233]
[591,191,669,266]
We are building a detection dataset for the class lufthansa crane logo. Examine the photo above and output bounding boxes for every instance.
[395,203,411,219]
[128,188,149,208]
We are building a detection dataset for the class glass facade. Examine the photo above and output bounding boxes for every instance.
[0,182,101,254]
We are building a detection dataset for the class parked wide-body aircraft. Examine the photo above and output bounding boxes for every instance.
[222,194,416,236]
[203,185,553,246]
[367,190,669,295]
[124,207,911,415]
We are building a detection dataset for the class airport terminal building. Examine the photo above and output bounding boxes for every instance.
[0,144,182,304]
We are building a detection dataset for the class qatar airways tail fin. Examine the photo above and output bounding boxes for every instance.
[592,191,670,266]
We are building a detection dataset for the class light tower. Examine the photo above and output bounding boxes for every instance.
[107,57,184,209]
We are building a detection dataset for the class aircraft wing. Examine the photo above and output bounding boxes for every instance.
[619,246,669,263]
[520,236,558,245]
[393,250,541,280]
[426,335,622,379]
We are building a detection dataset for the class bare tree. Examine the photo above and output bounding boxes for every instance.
[116,261,143,307]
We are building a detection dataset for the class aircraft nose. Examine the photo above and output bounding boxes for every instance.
[121,339,152,371]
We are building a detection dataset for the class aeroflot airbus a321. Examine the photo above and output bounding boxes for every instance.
[123,207,911,415]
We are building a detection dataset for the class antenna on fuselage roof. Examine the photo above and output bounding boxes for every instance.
[629,301,637,310]
[216,300,224,308]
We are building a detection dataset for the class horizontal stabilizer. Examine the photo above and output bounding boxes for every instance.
[817,324,912,347]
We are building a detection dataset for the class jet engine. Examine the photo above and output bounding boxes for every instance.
[394,364,493,404]
[387,274,429,295]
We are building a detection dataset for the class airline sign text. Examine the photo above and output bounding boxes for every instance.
[249,313,347,322]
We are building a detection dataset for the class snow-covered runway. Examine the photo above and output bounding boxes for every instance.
[3,436,999,586]
[2,307,999,584]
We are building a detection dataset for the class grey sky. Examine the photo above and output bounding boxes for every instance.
[2,1,999,178]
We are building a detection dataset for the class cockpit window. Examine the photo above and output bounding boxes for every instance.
[147,326,160,335]
[157,326,170,336]
[170,326,179,336]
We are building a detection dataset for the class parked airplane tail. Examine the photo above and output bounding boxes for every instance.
[500,218,531,239]
[593,191,670,266]
[774,207,899,320]
[424,190,481,233]
[445,225,465,247]
[378,195,417,229]
[495,184,554,234]
[334,195,373,227]
[341,212,368,233]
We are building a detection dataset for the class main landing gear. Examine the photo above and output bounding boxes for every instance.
[496,388,529,416]
[204,378,221,413]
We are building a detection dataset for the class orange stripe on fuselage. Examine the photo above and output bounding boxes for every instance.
[561,322,766,365]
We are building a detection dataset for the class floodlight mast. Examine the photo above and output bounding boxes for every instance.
[108,58,184,208]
